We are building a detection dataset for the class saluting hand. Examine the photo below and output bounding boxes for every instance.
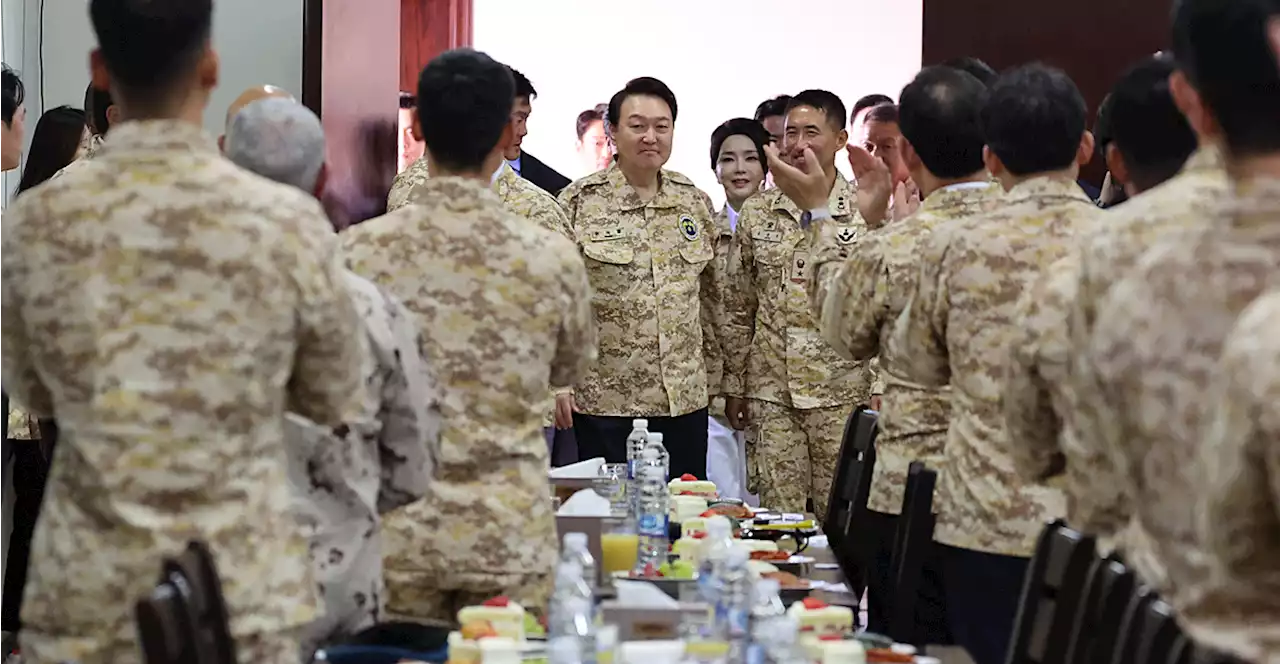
[763,144,831,213]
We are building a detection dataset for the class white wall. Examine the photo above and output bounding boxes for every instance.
[474,0,923,207]
[1,0,303,201]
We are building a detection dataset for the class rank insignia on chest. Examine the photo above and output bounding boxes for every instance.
[835,195,849,216]
[836,226,858,244]
[679,215,699,241]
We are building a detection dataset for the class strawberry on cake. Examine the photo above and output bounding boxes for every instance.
[787,597,854,638]
[668,473,717,499]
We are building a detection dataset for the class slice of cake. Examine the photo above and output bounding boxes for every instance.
[457,596,526,641]
[787,598,854,637]
[448,620,499,664]
[681,517,709,537]
[668,473,717,499]
[671,535,705,563]
[670,495,709,522]
[738,539,778,553]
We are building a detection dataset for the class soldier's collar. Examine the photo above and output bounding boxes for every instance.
[918,180,998,213]
[771,172,856,219]
[97,120,218,157]
[411,175,503,210]
[1183,145,1225,175]
[1003,174,1094,206]
[606,163,684,211]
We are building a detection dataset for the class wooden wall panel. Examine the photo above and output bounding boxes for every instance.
[922,0,1171,183]
[400,0,474,94]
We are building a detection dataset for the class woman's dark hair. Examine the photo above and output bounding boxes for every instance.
[18,106,87,195]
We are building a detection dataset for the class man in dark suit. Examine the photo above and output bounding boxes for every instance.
[507,68,571,196]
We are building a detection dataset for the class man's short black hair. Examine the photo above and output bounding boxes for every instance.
[1172,0,1280,156]
[576,103,607,140]
[509,67,536,100]
[416,48,515,172]
[852,93,894,119]
[898,66,990,178]
[754,95,792,122]
[786,90,847,131]
[89,0,213,100]
[1107,55,1197,191]
[399,91,417,110]
[607,77,678,128]
[84,84,114,135]
[941,57,998,87]
[863,103,899,125]
[981,63,1087,176]
[2,64,24,126]
[709,118,770,174]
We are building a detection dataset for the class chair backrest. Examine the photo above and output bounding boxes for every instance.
[823,407,878,592]
[136,541,236,664]
[1005,520,1098,664]
[1109,586,1156,664]
[1132,597,1186,664]
[1066,554,1135,664]
[887,461,937,645]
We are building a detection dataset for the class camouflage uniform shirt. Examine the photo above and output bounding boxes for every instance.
[723,175,876,409]
[556,164,725,417]
[286,271,441,647]
[1077,178,1280,653]
[816,181,1001,514]
[341,176,596,585]
[1200,289,1280,663]
[1,120,363,664]
[1064,146,1229,538]
[890,176,1100,556]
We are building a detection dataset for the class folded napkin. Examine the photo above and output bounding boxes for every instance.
[549,456,605,479]
[556,488,611,517]
[613,580,680,608]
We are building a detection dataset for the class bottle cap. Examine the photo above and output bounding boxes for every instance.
[632,419,648,429]
[564,532,588,551]
[646,432,664,444]
[707,515,732,537]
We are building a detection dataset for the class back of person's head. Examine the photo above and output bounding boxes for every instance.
[709,118,771,173]
[225,97,325,194]
[863,103,899,126]
[18,106,87,194]
[754,95,792,122]
[576,103,606,140]
[84,84,114,135]
[981,63,1087,176]
[509,67,536,100]
[607,77,678,127]
[898,65,990,178]
[1107,55,1196,192]
[89,0,214,104]
[786,90,848,130]
[3,64,24,126]
[851,93,894,120]
[1172,0,1280,156]
[941,57,998,87]
[417,48,514,173]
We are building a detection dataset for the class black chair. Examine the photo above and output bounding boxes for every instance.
[1110,586,1156,664]
[1132,597,1187,664]
[886,461,938,645]
[823,407,878,592]
[136,541,237,664]
[1066,554,1137,664]
[1004,520,1098,664]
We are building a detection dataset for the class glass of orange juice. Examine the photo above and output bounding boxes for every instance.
[600,516,639,577]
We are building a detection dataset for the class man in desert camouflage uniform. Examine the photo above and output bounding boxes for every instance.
[0,1,364,661]
[1200,289,1280,663]
[1000,55,1197,539]
[722,89,878,518]
[225,97,442,653]
[342,48,595,621]
[555,76,724,479]
[1075,1,1280,658]
[804,66,999,640]
[890,64,1100,664]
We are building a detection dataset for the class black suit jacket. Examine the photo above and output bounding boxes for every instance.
[517,151,572,197]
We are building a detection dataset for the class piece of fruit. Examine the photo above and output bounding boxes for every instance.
[818,634,843,641]
[801,597,828,610]
[700,509,718,517]
[668,559,696,579]
[680,491,697,496]
[460,620,498,640]
[482,596,510,608]
[680,473,697,481]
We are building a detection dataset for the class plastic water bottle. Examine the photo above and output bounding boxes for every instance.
[748,579,795,664]
[633,447,669,571]
[625,419,649,480]
[643,431,670,481]
[548,636,584,664]
[714,545,752,663]
[561,532,598,593]
[548,562,598,664]
[696,516,737,604]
